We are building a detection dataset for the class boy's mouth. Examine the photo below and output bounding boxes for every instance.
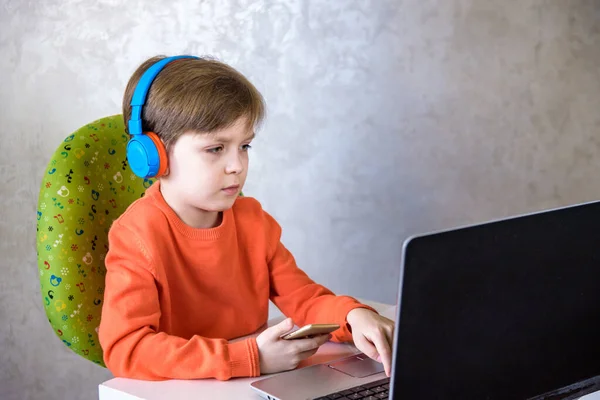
[222,185,240,195]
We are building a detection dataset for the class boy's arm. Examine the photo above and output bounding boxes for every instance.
[98,223,260,381]
[263,213,377,343]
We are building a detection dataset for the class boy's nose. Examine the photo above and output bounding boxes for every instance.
[225,153,244,174]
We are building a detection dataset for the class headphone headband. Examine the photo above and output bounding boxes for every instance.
[128,55,200,135]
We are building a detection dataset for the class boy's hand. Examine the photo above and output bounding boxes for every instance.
[346,308,395,377]
[256,318,331,374]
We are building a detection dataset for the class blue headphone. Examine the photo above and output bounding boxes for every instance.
[127,55,200,178]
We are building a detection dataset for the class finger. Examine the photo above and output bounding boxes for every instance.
[354,334,380,361]
[385,326,395,349]
[294,334,331,352]
[370,331,393,377]
[269,318,294,339]
[384,323,395,360]
[295,334,330,351]
[297,347,320,360]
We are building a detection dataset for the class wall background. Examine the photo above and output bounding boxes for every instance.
[1,0,599,398]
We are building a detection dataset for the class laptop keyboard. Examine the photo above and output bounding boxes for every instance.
[314,377,390,400]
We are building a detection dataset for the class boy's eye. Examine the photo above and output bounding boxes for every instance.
[241,144,252,151]
[207,146,223,154]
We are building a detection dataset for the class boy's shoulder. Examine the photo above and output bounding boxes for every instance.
[232,196,280,234]
[232,195,264,215]
[231,196,270,225]
[109,191,168,236]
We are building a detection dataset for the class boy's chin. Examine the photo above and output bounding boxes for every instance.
[199,197,239,212]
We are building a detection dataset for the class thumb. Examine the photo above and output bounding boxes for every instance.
[270,317,294,337]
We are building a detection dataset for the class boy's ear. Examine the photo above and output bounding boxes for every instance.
[160,138,170,177]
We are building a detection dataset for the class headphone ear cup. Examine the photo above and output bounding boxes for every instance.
[146,132,168,177]
[126,132,168,178]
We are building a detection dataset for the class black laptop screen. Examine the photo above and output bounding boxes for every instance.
[393,201,600,399]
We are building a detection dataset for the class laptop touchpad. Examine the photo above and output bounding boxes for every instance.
[328,355,385,378]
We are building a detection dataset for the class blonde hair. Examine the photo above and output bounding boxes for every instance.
[122,55,265,148]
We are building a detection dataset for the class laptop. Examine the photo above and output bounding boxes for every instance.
[251,200,600,399]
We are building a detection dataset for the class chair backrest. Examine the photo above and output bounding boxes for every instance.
[36,115,150,366]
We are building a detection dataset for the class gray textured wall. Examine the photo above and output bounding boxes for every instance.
[1,0,599,399]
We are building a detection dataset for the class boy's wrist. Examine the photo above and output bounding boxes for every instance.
[346,306,379,330]
[228,337,260,378]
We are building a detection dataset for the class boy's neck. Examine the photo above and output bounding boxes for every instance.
[158,182,223,229]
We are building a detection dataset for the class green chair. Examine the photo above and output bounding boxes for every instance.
[36,115,150,366]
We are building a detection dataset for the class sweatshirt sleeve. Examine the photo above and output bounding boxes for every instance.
[263,211,378,343]
[98,222,260,381]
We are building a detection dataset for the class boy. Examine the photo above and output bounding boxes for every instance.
[99,55,394,381]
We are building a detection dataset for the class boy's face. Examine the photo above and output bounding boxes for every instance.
[160,116,254,226]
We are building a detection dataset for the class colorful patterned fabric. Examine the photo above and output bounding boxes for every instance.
[36,115,150,367]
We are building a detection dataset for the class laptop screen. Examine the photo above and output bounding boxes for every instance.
[392,201,600,399]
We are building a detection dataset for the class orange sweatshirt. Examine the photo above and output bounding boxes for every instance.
[99,182,375,380]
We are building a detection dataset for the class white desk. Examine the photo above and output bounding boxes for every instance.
[98,299,600,400]
[99,299,396,400]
